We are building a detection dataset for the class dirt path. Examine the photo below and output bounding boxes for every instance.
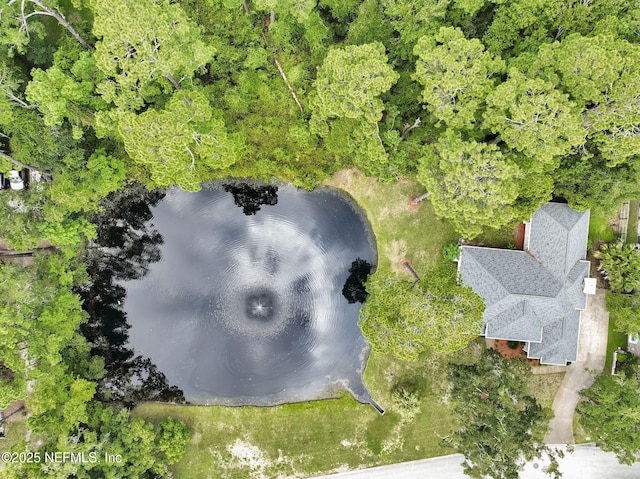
[544,288,609,444]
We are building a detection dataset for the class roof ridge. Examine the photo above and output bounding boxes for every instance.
[462,246,512,296]
[532,208,574,279]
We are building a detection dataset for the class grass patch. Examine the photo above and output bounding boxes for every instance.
[132,170,460,478]
[0,418,27,453]
[589,211,618,246]
[527,373,565,410]
[605,319,627,374]
[135,384,456,479]
[573,411,590,444]
[473,224,518,249]
[324,170,457,276]
[625,200,639,245]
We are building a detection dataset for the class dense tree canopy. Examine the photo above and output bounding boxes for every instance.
[414,26,505,130]
[605,292,640,336]
[1,0,638,232]
[417,130,520,238]
[360,262,484,360]
[91,0,215,110]
[578,366,640,466]
[447,349,556,479]
[117,90,242,191]
[310,42,399,177]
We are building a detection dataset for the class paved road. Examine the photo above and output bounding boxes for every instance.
[544,288,609,444]
[310,445,640,479]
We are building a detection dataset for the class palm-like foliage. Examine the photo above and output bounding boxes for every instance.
[594,242,640,293]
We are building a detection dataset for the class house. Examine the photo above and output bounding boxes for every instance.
[459,203,594,366]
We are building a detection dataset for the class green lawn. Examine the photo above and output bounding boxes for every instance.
[473,224,518,249]
[135,375,457,479]
[588,211,618,246]
[324,169,458,276]
[527,373,565,410]
[605,318,627,374]
[625,200,638,245]
[0,418,27,453]
[134,170,460,478]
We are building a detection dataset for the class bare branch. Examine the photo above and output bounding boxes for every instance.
[400,117,421,140]
[185,146,195,169]
[25,0,94,50]
[166,73,182,91]
[274,59,303,114]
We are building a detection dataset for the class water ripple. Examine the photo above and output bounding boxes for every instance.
[120,185,377,405]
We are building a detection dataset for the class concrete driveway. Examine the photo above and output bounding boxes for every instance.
[544,288,609,444]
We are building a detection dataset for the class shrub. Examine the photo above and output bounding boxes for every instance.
[443,243,461,261]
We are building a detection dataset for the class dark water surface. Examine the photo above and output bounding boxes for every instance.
[118,184,377,405]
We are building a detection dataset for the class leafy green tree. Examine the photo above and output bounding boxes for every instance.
[310,42,399,177]
[417,130,521,238]
[4,404,190,479]
[594,242,640,293]
[381,0,450,61]
[1,107,81,171]
[447,348,556,479]
[360,262,484,360]
[346,0,395,48]
[311,42,398,125]
[414,27,505,130]
[605,292,640,336]
[553,153,640,215]
[0,263,34,407]
[158,417,191,465]
[528,34,640,167]
[533,33,626,106]
[0,0,91,54]
[90,0,215,109]
[482,0,560,58]
[43,149,126,219]
[483,70,586,167]
[0,57,31,112]
[578,367,640,466]
[117,90,242,191]
[25,45,107,139]
[255,0,317,23]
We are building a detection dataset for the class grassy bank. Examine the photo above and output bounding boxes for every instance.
[135,380,457,479]
[134,171,460,478]
[324,169,457,275]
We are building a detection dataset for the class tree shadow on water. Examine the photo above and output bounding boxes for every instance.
[342,258,373,304]
[80,185,185,405]
[223,182,278,215]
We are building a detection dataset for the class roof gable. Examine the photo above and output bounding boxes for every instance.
[460,247,562,298]
[527,203,590,281]
[458,203,591,366]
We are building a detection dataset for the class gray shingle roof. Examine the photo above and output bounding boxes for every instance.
[562,261,591,311]
[459,203,590,366]
[528,203,590,281]
[460,247,562,299]
[486,299,544,342]
[526,309,581,365]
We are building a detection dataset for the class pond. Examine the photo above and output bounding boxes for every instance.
[108,183,377,406]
